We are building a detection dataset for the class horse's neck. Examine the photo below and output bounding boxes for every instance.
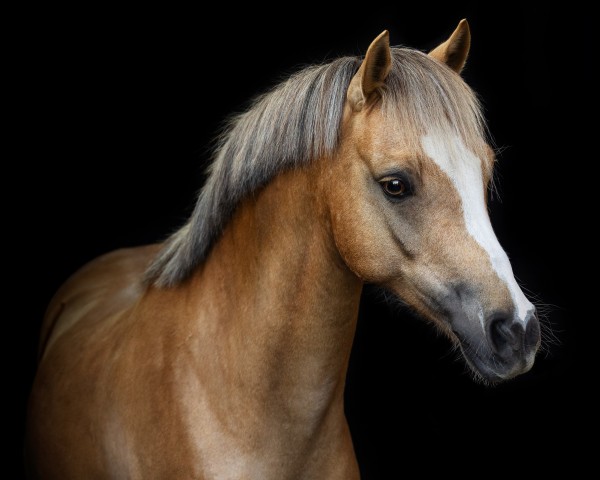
[180,166,362,429]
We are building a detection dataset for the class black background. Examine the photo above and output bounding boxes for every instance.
[12,2,594,478]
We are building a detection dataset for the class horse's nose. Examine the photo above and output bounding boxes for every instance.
[488,309,540,361]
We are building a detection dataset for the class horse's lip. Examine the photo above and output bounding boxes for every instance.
[455,334,505,384]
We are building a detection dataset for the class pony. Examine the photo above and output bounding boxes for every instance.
[26,19,540,479]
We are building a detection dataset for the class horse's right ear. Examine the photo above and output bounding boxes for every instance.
[347,31,391,112]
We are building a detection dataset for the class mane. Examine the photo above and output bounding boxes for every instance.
[145,48,486,287]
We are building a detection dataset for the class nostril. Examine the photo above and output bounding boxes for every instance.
[488,315,525,356]
[489,317,511,354]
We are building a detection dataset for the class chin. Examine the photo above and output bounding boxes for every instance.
[458,339,536,385]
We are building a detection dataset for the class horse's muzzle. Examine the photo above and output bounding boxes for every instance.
[457,309,541,383]
[488,310,540,359]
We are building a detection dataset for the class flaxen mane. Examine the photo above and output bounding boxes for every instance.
[145,48,486,287]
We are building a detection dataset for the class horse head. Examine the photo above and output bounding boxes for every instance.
[324,21,540,383]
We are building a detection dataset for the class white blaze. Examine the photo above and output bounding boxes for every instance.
[421,134,533,323]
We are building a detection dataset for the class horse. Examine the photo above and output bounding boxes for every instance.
[26,19,540,479]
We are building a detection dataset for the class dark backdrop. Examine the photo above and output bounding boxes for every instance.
[12,3,594,478]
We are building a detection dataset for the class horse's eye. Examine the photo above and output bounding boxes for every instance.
[380,178,410,199]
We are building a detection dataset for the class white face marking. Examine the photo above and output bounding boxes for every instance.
[421,134,533,324]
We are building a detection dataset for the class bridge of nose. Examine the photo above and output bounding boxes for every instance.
[421,133,535,328]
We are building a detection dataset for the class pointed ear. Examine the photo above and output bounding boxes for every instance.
[347,30,392,112]
[429,19,471,73]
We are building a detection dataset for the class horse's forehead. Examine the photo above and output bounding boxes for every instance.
[422,133,481,172]
[354,113,490,176]
[351,112,422,162]
[419,132,495,185]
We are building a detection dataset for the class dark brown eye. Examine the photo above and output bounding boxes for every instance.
[380,178,409,198]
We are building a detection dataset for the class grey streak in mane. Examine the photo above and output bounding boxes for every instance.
[145,48,486,287]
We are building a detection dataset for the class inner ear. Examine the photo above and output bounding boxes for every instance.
[347,30,392,111]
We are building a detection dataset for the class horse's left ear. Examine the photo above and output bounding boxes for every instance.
[429,19,471,73]
[347,30,391,112]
